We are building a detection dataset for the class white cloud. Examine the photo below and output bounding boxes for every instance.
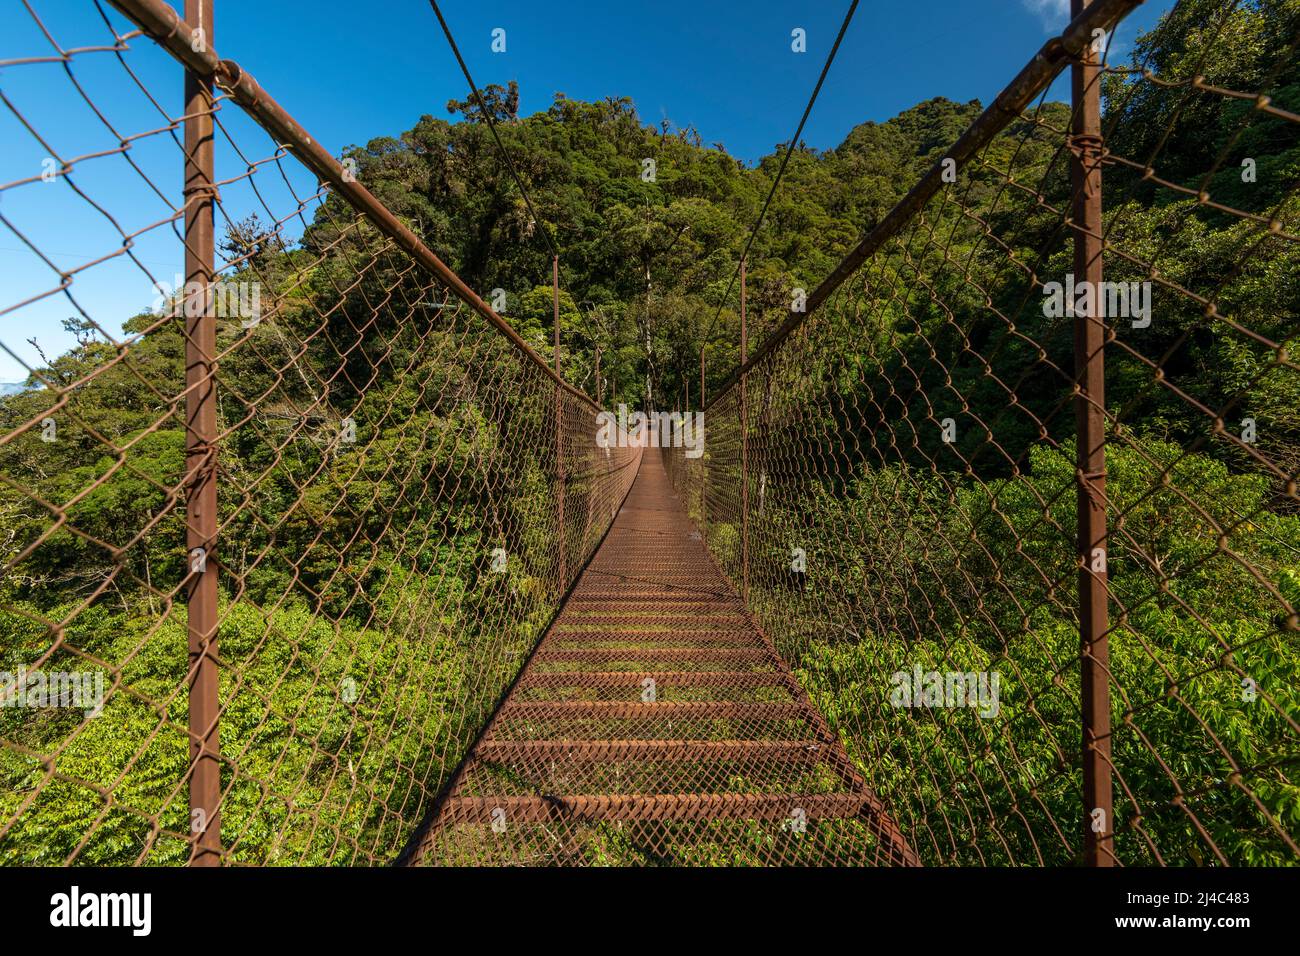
[1022,0,1071,31]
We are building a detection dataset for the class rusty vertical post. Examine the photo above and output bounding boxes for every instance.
[1072,0,1113,867]
[183,0,221,867]
[595,346,602,406]
[554,254,567,590]
[699,348,705,414]
[699,346,707,536]
[739,255,749,603]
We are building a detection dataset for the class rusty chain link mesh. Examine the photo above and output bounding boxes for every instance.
[0,1,637,864]
[2,0,1298,868]
[669,0,1300,865]
[406,451,916,866]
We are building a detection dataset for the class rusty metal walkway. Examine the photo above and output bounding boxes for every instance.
[409,450,917,866]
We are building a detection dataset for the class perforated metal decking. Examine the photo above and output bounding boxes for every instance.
[408,450,917,866]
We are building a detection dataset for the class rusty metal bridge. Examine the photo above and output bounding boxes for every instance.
[1,0,1298,867]
[407,451,918,865]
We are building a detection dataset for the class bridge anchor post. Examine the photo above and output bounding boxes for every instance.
[554,254,567,591]
[739,255,749,603]
[1071,0,1114,868]
[183,0,223,867]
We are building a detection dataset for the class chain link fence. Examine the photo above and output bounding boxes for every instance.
[2,0,1297,867]
[0,0,638,864]
[668,0,1300,865]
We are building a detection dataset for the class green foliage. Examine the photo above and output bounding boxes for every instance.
[757,438,1300,865]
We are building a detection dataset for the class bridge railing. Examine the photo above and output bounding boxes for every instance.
[0,0,638,864]
[669,0,1300,865]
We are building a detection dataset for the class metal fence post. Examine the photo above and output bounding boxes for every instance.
[1071,0,1114,867]
[183,0,222,867]
[699,348,705,414]
[700,348,707,524]
[554,254,567,590]
[739,255,749,603]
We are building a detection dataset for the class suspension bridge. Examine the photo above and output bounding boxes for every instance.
[1,0,1297,868]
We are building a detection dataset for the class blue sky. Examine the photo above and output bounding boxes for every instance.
[0,0,1175,382]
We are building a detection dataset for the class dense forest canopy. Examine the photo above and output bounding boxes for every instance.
[339,81,989,408]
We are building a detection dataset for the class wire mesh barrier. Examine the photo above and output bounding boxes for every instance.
[404,451,917,866]
[0,0,638,864]
[1,0,1297,869]
[669,0,1300,866]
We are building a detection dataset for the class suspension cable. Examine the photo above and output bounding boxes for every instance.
[425,0,561,261]
[700,0,859,346]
